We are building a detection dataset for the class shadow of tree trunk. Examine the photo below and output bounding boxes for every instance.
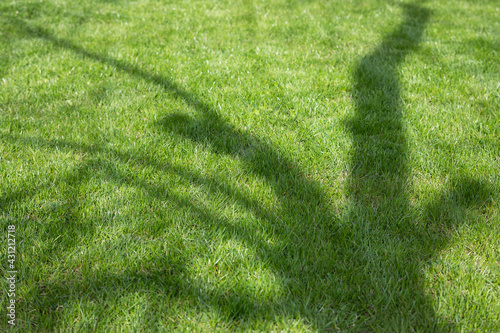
[346,3,439,331]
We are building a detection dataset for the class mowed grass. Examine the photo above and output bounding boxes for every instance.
[0,0,499,331]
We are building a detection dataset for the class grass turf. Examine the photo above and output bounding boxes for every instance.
[0,0,499,331]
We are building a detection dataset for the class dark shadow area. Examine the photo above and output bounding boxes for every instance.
[347,2,436,330]
[349,3,429,206]
[346,2,493,331]
[0,4,495,331]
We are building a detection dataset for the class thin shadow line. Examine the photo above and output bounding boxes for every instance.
[4,16,210,113]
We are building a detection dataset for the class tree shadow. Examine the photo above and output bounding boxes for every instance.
[1,4,495,331]
[346,2,434,330]
[346,2,493,331]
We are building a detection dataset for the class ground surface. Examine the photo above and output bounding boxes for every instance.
[0,0,499,331]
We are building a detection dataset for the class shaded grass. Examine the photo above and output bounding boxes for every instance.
[1,0,499,331]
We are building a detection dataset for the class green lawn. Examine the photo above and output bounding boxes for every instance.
[1,0,499,331]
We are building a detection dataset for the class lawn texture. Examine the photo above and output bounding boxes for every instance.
[0,0,499,331]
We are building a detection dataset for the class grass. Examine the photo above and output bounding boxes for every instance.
[0,0,499,331]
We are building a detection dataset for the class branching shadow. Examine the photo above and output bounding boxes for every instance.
[346,2,493,331]
[0,3,495,331]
